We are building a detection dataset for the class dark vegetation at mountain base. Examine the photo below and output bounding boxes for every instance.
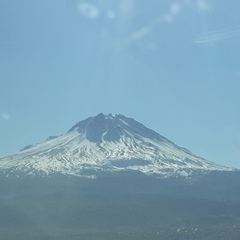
[1,226,240,240]
[1,170,240,200]
[1,170,240,240]
[0,194,240,240]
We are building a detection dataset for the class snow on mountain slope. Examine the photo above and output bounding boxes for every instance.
[0,113,233,178]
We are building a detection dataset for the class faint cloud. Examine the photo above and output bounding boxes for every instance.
[195,26,240,44]
[128,2,182,45]
[162,14,174,24]
[1,113,10,121]
[78,2,99,19]
[170,3,181,14]
[197,0,211,11]
[107,10,116,19]
[120,0,135,16]
[127,27,150,46]
[162,3,182,24]
[130,27,149,41]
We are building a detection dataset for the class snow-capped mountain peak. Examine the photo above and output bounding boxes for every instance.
[69,113,168,144]
[0,114,234,178]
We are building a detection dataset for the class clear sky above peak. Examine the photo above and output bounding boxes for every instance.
[1,0,240,168]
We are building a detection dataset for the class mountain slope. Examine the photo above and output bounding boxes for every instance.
[0,113,233,178]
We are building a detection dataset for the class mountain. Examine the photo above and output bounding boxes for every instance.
[1,114,240,240]
[0,113,234,178]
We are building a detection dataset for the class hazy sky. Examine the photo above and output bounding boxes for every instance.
[1,0,240,168]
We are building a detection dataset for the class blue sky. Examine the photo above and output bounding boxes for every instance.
[1,0,240,168]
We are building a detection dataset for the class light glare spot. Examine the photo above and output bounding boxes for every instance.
[197,0,211,11]
[163,14,174,23]
[170,3,181,14]
[120,0,134,15]
[1,113,10,120]
[107,10,116,19]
